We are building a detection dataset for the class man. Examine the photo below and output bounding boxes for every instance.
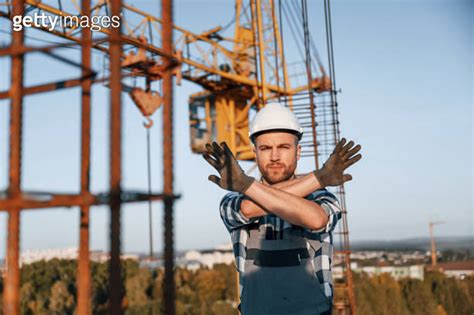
[202,103,362,315]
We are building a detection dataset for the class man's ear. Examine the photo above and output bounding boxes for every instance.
[296,143,301,161]
[251,138,257,153]
[252,142,258,162]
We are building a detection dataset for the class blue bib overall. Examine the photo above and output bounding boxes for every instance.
[239,221,332,315]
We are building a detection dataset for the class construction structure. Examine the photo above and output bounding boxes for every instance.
[0,0,356,314]
[429,221,445,267]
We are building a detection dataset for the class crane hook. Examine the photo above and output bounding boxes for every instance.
[143,117,154,129]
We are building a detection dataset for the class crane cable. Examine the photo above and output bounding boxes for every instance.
[278,0,289,107]
[325,0,337,92]
[144,80,162,259]
[146,126,154,259]
[288,0,317,74]
[249,0,263,107]
[130,74,154,258]
[271,0,281,103]
[324,0,338,144]
[301,0,319,170]
[289,0,325,74]
[282,0,325,77]
[281,2,307,76]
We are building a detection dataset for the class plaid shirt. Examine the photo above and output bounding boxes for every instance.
[219,188,342,305]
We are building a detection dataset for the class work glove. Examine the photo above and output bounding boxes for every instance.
[202,141,255,193]
[314,138,362,187]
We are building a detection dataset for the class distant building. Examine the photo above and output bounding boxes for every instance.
[179,243,234,269]
[333,262,359,279]
[429,260,474,279]
[21,247,79,265]
[19,247,138,265]
[139,257,164,269]
[137,244,236,271]
[348,250,427,264]
[341,262,424,280]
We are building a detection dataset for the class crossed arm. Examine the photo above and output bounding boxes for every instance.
[241,173,329,230]
[205,138,361,231]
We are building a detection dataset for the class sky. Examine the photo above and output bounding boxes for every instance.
[0,0,472,259]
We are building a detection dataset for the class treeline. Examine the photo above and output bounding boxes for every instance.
[0,259,473,314]
[0,259,237,315]
[351,271,474,315]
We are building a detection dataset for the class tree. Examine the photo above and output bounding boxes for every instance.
[91,261,109,314]
[193,268,226,315]
[400,278,437,315]
[125,267,152,309]
[13,258,474,315]
[151,268,165,314]
[353,272,377,315]
[49,280,75,315]
[373,273,408,315]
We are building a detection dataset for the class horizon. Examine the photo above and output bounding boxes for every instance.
[0,233,471,258]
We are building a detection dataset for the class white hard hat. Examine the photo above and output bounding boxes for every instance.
[249,103,303,143]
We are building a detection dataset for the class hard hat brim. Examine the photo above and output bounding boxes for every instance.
[250,128,303,144]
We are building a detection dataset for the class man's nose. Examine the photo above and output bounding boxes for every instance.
[270,148,280,161]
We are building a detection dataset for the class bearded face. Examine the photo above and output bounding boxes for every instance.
[254,131,301,185]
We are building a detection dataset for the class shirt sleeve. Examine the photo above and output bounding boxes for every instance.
[305,189,342,233]
[219,192,260,232]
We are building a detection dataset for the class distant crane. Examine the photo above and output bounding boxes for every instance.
[429,221,445,266]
